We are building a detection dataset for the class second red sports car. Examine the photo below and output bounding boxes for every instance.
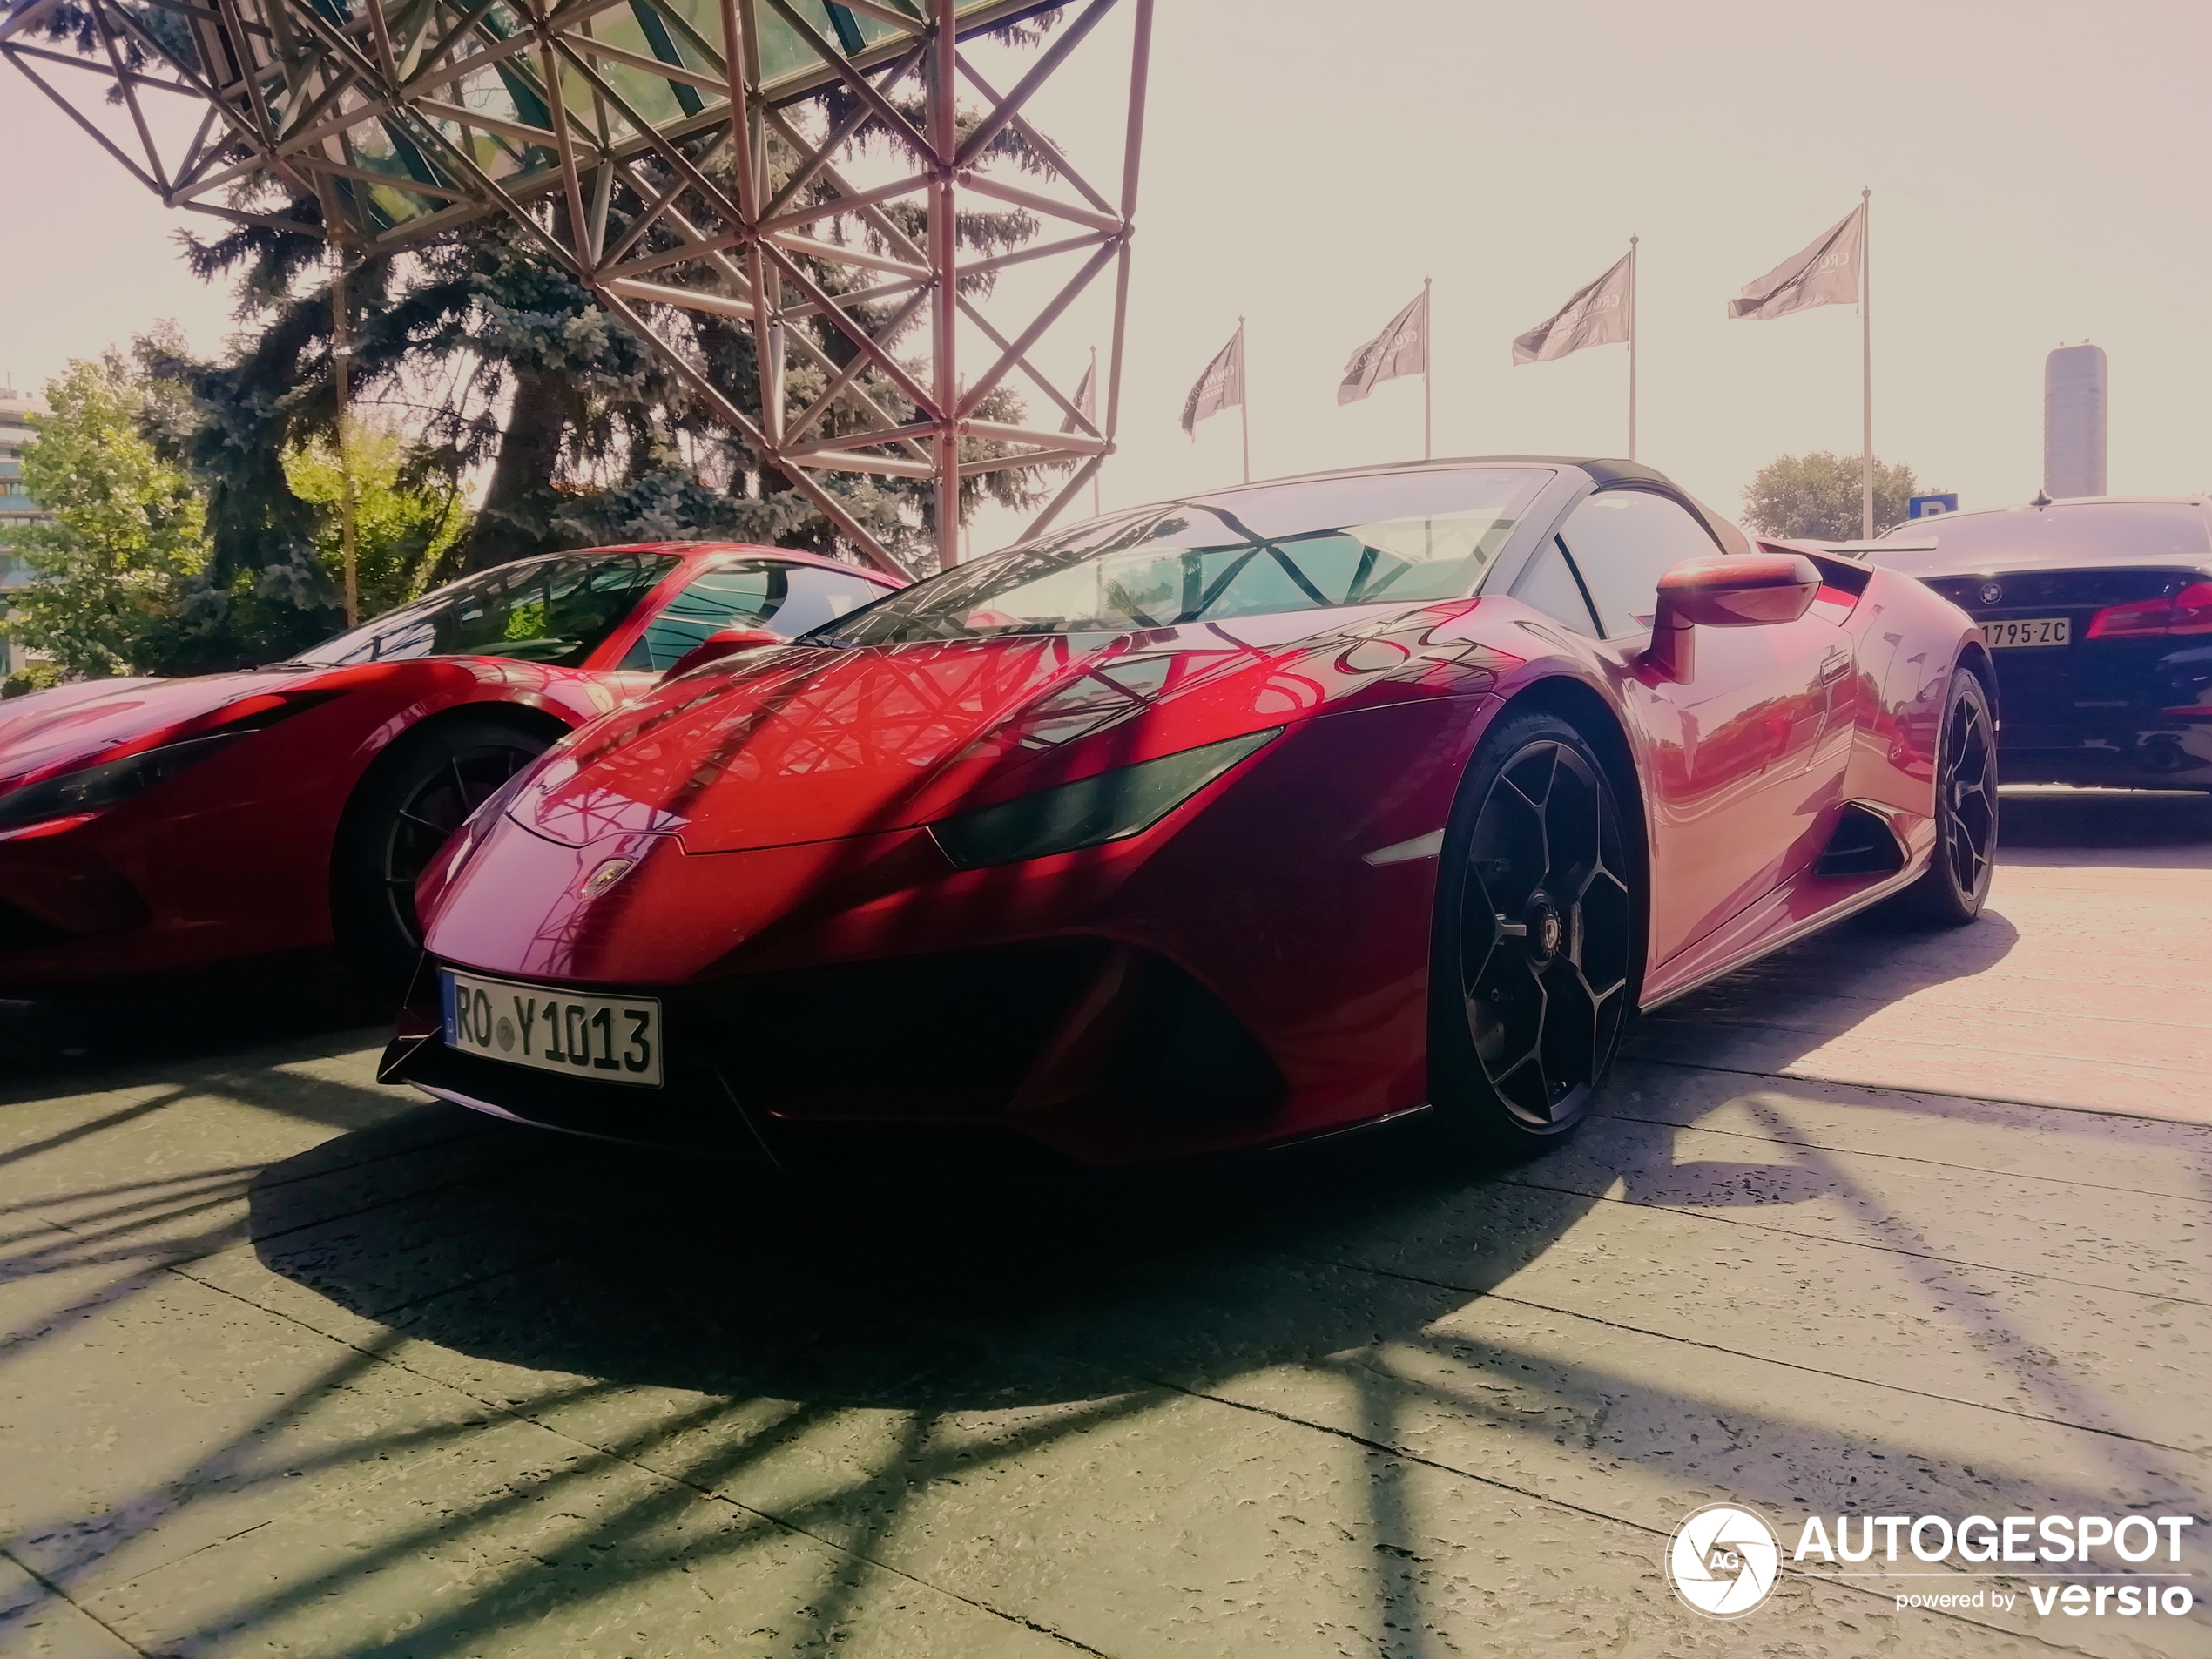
[383,460,1993,1170]
[0,543,900,994]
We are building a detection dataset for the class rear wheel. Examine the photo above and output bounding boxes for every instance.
[1885,669,1998,928]
[1429,711,1639,1153]
[332,718,552,989]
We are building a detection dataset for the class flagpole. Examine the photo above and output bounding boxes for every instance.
[1860,188,1873,537]
[1627,236,1638,462]
[1238,315,1250,483]
[1422,276,1433,461]
[1089,344,1102,516]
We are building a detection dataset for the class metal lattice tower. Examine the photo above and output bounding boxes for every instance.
[1,0,1152,574]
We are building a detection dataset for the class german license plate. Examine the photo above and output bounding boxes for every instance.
[441,970,662,1087]
[1981,617,2069,649]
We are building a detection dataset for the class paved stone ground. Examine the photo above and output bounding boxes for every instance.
[0,788,2206,1659]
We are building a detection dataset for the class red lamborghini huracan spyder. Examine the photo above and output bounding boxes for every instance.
[0,543,899,993]
[381,460,1994,1170]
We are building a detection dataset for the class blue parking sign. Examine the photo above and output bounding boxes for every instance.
[1908,494,1959,519]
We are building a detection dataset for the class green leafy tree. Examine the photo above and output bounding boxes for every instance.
[284,428,469,618]
[1743,453,1937,541]
[7,351,207,678]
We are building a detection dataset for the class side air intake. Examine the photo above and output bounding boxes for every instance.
[1814,803,1908,880]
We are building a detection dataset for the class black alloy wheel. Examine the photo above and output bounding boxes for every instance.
[332,718,552,989]
[1431,711,1637,1150]
[1886,669,1999,927]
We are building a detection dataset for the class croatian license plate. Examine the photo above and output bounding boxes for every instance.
[1980,617,2070,649]
[441,970,662,1087]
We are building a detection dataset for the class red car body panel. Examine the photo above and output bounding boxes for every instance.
[391,466,1984,1170]
[0,543,900,993]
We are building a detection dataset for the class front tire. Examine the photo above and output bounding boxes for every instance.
[1428,711,1639,1153]
[331,718,552,990]
[1884,668,1998,928]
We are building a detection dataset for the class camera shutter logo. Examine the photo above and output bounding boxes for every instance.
[1668,1503,1782,1618]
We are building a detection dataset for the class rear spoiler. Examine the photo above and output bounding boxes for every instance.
[1799,538,1937,561]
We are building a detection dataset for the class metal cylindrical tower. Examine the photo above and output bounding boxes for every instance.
[2044,343,2107,500]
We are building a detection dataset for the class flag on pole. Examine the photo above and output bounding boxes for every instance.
[1513,254,1632,363]
[1180,327,1244,435]
[1337,290,1428,405]
[1061,356,1097,434]
[1727,206,1865,321]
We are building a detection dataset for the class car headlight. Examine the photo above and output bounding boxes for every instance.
[932,728,1282,869]
[0,731,249,833]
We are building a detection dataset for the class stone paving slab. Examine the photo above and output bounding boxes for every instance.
[0,1557,137,1659]
[1,788,2208,1657]
[1629,790,2212,1124]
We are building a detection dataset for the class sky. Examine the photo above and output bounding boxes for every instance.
[6,0,2210,557]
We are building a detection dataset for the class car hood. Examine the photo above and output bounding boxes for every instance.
[0,670,327,788]
[502,602,1504,856]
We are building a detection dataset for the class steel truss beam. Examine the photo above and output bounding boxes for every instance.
[3,0,1151,574]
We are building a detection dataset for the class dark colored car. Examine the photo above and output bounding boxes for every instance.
[0,543,900,993]
[1863,497,2212,789]
[381,458,1993,1175]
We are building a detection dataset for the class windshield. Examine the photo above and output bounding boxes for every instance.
[296,551,681,667]
[1879,503,2212,563]
[813,468,1551,646]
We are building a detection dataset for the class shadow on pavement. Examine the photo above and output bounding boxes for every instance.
[221,1108,2193,1649]
[249,1120,1614,1409]
[1629,787,2209,1092]
[0,957,382,1096]
[0,1036,2161,1656]
[1625,901,2021,1065]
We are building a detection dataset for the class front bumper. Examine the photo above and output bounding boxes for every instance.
[382,937,1291,1172]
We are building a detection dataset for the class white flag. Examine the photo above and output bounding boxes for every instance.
[1060,358,1097,434]
[1728,206,1864,321]
[1181,327,1244,435]
[1513,254,1632,364]
[1338,290,1428,405]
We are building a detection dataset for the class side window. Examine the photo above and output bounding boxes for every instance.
[1555,489,1722,637]
[1507,539,1600,636]
[624,560,884,670]
[307,553,678,666]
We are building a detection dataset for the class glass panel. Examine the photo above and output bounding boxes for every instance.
[1556,489,1723,637]
[1509,539,1600,636]
[623,560,883,669]
[754,2,1015,97]
[298,552,680,666]
[814,468,1552,645]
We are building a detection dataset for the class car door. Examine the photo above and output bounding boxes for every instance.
[1548,489,1851,968]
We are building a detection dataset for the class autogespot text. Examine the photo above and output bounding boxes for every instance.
[1791,1513,2197,1619]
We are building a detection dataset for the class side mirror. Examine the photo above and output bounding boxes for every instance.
[663,625,786,678]
[1642,553,1822,682]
